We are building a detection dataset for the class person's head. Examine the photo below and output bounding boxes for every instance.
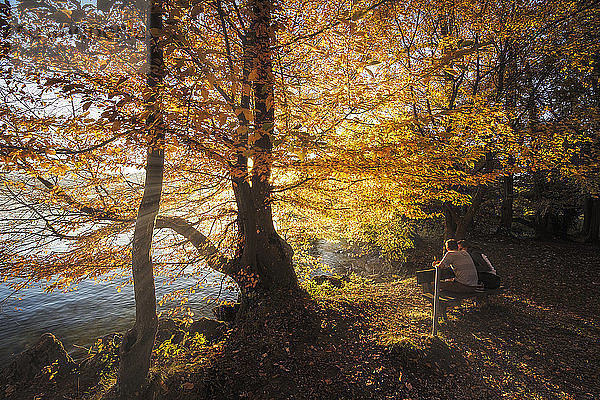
[457,240,469,251]
[445,239,458,252]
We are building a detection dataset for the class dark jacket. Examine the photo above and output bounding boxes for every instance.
[468,249,501,289]
[468,249,492,273]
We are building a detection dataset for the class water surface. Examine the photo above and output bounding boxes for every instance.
[0,240,389,362]
[0,272,237,362]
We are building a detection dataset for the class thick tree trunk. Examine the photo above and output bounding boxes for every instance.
[582,197,600,243]
[443,204,457,242]
[455,186,485,239]
[443,185,486,241]
[534,209,551,239]
[582,197,593,235]
[118,1,164,397]
[230,0,297,305]
[529,173,576,239]
[250,0,296,292]
[561,208,578,238]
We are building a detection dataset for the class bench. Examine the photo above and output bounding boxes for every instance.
[416,268,504,335]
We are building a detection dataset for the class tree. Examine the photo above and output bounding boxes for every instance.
[278,0,600,243]
[3,0,368,392]
[3,0,600,393]
[277,0,516,242]
[117,0,165,395]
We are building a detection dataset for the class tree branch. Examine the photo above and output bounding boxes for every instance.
[273,0,391,50]
[36,176,132,222]
[155,216,232,275]
[1,133,121,156]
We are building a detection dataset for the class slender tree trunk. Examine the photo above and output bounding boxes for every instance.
[496,39,517,236]
[499,173,514,234]
[118,0,164,396]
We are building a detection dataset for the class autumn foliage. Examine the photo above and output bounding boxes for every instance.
[0,0,599,395]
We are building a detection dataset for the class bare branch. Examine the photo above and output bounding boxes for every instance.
[0,134,122,156]
[36,176,132,222]
[155,216,232,274]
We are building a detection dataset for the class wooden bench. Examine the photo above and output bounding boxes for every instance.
[416,268,504,335]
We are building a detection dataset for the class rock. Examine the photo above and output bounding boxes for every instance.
[312,274,343,288]
[1,333,76,385]
[212,303,240,322]
[187,317,226,342]
[156,318,185,344]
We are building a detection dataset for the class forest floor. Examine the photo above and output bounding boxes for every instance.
[7,237,600,400]
[141,237,600,400]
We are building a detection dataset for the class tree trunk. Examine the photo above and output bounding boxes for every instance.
[582,197,600,243]
[582,52,600,244]
[118,0,164,396]
[230,0,298,306]
[534,209,551,239]
[561,207,578,238]
[531,172,551,239]
[497,38,516,237]
[443,204,457,242]
[582,197,593,235]
[118,146,163,397]
[443,184,486,241]
[499,173,514,234]
[455,186,486,240]
[153,0,299,311]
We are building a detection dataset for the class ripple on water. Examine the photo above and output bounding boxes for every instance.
[0,272,238,362]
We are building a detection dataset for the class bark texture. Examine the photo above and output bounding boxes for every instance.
[150,0,297,317]
[117,0,164,396]
[499,173,514,234]
[230,0,298,303]
[582,197,600,243]
[443,183,487,241]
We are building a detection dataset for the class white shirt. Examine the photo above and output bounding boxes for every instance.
[439,250,479,286]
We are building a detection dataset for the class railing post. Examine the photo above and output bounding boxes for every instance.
[432,264,440,336]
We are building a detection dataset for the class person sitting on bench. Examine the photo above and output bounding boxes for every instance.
[432,239,480,293]
[457,240,501,289]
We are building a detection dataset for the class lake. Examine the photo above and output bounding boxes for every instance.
[0,240,389,363]
[0,271,238,362]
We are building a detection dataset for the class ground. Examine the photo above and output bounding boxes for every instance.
[145,237,599,400]
[6,237,600,399]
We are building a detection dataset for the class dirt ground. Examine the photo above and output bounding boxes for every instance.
[146,237,599,400]
[5,237,599,400]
